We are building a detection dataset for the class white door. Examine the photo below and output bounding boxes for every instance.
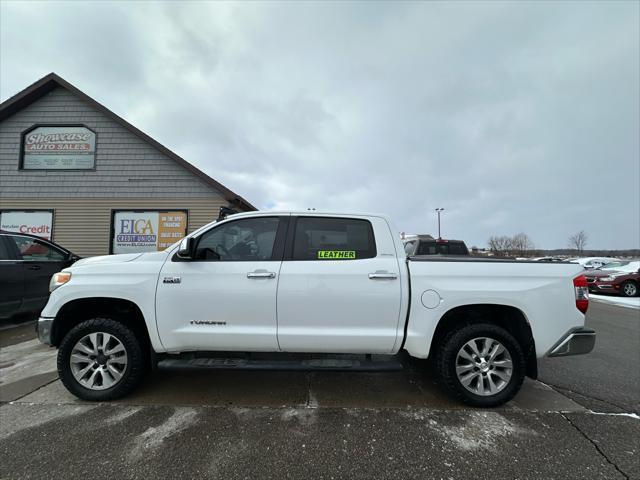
[277,216,403,353]
[156,216,285,352]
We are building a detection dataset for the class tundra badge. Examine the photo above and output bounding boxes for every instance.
[163,276,181,284]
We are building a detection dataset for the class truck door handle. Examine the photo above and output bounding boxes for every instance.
[27,265,42,271]
[247,271,276,279]
[368,272,398,280]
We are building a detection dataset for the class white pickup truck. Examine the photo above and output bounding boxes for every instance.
[38,211,595,406]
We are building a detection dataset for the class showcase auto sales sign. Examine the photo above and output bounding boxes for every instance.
[22,126,96,170]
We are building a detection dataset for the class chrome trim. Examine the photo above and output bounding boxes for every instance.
[247,272,276,279]
[547,327,596,357]
[37,317,54,345]
[368,273,398,280]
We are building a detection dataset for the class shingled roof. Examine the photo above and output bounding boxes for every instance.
[0,73,256,211]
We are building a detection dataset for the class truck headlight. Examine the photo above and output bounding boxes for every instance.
[50,272,72,292]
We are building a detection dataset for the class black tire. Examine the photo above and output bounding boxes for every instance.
[57,318,145,401]
[620,280,638,297]
[435,323,525,407]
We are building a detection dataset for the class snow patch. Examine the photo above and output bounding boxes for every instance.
[431,411,536,451]
[129,408,198,460]
[307,388,319,408]
[230,407,268,422]
[397,409,430,421]
[590,294,640,310]
[0,403,95,440]
[588,411,640,420]
[104,406,143,425]
[280,408,317,426]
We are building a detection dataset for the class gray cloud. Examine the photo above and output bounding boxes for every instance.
[1,1,638,249]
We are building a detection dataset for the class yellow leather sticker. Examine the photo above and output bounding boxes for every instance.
[317,250,356,259]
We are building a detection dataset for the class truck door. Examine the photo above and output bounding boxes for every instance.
[7,234,68,315]
[156,216,287,351]
[276,216,403,353]
[0,236,24,318]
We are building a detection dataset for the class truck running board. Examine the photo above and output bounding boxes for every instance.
[156,353,404,372]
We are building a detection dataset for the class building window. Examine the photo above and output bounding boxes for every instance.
[111,210,188,254]
[0,210,54,240]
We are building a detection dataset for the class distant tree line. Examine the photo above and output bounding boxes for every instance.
[538,248,640,258]
[484,229,639,258]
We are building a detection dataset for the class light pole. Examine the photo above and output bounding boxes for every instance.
[435,208,444,239]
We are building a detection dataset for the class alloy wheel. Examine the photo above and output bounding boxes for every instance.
[623,283,637,297]
[455,337,513,396]
[69,332,128,390]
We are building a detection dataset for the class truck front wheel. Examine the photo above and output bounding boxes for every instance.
[57,318,145,401]
[435,323,525,407]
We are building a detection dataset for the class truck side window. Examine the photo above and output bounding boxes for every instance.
[195,217,280,261]
[292,217,376,260]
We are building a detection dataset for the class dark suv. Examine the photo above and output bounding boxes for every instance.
[0,231,79,320]
[403,235,470,256]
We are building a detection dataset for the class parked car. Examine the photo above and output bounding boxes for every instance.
[585,261,639,297]
[569,257,621,269]
[0,230,80,320]
[37,211,593,407]
[596,260,632,271]
[403,234,469,256]
[531,256,566,262]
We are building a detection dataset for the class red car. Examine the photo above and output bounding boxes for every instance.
[585,261,640,297]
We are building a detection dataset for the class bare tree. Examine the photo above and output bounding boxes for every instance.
[568,231,588,253]
[489,233,535,257]
[511,232,535,255]
[488,235,513,256]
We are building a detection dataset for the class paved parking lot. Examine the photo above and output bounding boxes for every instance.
[0,300,638,479]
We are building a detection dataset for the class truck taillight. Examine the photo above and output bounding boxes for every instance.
[574,275,589,314]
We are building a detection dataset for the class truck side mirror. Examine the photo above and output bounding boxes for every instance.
[177,237,195,260]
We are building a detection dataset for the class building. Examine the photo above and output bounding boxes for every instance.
[0,73,255,257]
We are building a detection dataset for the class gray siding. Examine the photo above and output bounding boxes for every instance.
[0,197,227,257]
[0,87,225,200]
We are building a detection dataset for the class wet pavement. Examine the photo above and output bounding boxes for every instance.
[0,302,638,479]
[1,403,636,480]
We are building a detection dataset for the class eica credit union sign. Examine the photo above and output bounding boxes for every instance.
[22,125,96,170]
[111,211,188,254]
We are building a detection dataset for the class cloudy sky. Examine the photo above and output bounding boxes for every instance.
[1,1,638,249]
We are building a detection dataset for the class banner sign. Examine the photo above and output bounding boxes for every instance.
[0,211,54,240]
[112,211,188,254]
[22,126,96,170]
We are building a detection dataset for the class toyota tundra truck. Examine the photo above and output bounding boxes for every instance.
[38,212,595,407]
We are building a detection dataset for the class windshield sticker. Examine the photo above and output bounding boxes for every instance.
[317,250,356,259]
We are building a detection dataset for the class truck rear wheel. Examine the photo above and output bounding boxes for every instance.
[57,318,145,401]
[435,323,525,407]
